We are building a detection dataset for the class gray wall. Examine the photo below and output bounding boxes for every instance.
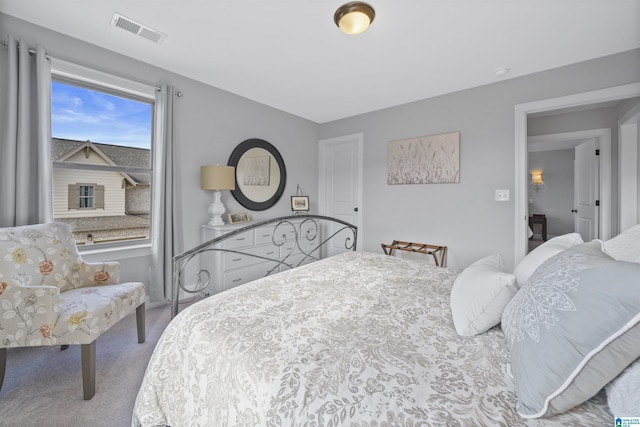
[2,12,639,276]
[0,12,320,286]
[527,149,574,237]
[319,49,640,269]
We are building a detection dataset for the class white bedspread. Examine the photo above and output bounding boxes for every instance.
[133,251,611,426]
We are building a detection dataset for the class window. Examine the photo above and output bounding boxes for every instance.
[79,185,94,208]
[68,184,104,209]
[51,59,156,247]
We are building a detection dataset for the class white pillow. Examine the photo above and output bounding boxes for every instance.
[513,233,583,287]
[603,224,640,263]
[450,254,518,336]
[607,358,640,417]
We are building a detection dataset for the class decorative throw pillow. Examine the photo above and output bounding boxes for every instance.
[603,224,640,263]
[606,358,640,417]
[502,243,640,418]
[513,233,583,287]
[450,254,518,336]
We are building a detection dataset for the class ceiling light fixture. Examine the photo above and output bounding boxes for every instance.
[334,2,375,35]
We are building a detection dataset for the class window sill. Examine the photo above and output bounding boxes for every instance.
[79,242,152,262]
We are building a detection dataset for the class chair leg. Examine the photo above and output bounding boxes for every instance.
[0,348,6,393]
[81,342,96,400]
[136,303,146,344]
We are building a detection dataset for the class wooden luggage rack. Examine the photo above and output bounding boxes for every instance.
[381,240,447,267]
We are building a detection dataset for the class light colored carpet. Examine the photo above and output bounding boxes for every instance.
[0,304,171,427]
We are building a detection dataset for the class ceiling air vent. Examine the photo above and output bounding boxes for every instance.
[110,13,167,44]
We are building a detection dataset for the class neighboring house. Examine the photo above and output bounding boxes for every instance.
[52,138,150,245]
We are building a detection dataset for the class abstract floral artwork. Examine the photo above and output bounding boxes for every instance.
[240,155,271,186]
[387,131,460,184]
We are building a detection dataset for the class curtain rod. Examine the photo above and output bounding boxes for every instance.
[0,39,171,94]
[1,39,40,56]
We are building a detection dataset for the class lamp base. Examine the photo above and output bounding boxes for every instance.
[208,190,226,226]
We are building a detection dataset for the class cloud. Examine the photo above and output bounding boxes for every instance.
[52,81,152,148]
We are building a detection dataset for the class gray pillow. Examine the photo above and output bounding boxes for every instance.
[501,242,640,418]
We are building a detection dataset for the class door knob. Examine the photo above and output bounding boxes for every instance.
[571,209,578,213]
[354,207,359,212]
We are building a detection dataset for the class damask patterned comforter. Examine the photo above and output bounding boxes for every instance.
[132,252,611,426]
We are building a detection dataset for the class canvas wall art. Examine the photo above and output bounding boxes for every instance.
[240,155,271,186]
[387,131,460,184]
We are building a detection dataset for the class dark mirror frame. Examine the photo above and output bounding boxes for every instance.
[228,139,287,211]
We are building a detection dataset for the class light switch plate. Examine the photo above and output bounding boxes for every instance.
[495,189,510,201]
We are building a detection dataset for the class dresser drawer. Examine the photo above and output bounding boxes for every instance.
[223,244,278,271]
[224,262,274,290]
[281,235,317,253]
[280,252,316,272]
[280,238,318,270]
[222,230,254,249]
[254,226,275,246]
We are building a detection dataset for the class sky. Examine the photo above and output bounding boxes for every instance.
[51,81,152,149]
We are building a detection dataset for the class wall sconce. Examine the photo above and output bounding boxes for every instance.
[201,165,236,226]
[334,2,375,35]
[530,170,544,192]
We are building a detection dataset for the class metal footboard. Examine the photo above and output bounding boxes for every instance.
[171,215,357,317]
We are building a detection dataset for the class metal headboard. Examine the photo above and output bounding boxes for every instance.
[171,215,357,317]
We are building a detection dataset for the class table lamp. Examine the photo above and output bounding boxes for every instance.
[200,165,236,226]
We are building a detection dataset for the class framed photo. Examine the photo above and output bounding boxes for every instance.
[228,212,250,224]
[291,196,309,212]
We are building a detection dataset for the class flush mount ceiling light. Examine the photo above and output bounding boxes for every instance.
[334,2,375,35]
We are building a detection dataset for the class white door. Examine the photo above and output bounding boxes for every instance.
[574,139,599,240]
[318,133,363,256]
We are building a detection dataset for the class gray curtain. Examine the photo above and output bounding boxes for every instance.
[0,35,53,227]
[150,85,180,301]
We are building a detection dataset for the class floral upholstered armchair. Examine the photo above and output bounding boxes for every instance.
[0,222,145,400]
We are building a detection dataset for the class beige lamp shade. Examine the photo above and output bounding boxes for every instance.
[200,165,236,191]
[530,170,543,186]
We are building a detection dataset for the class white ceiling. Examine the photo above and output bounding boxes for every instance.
[1,0,639,123]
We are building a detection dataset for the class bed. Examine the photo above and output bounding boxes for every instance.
[132,217,640,426]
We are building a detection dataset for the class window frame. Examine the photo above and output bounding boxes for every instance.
[78,184,95,209]
[50,59,158,255]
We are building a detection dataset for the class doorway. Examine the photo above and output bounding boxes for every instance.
[514,83,640,265]
[318,133,364,255]
[527,128,611,244]
[619,104,640,231]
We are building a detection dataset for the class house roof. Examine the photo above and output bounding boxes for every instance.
[52,138,150,185]
[56,214,149,232]
[2,2,638,123]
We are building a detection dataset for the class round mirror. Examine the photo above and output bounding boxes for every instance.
[228,139,287,211]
